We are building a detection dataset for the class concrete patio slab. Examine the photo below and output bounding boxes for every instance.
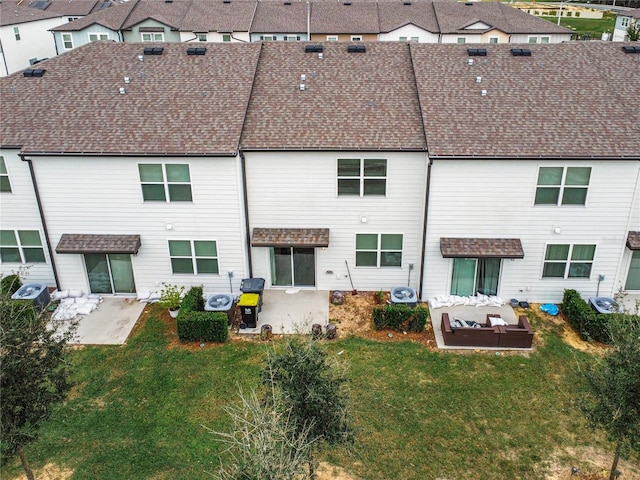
[237,289,329,335]
[430,304,533,351]
[51,297,145,345]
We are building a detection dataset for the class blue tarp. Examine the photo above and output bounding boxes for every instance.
[540,303,559,316]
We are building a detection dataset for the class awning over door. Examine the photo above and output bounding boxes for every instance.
[56,234,141,254]
[627,231,640,250]
[440,237,524,258]
[251,228,330,247]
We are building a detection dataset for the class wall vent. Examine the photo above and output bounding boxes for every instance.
[143,47,164,55]
[347,44,366,53]
[510,48,531,57]
[467,48,487,57]
[305,44,323,53]
[187,47,207,55]
[23,68,46,77]
[622,45,640,54]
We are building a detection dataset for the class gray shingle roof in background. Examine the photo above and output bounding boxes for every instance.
[410,42,640,158]
[0,0,62,27]
[310,1,380,34]
[43,0,103,16]
[378,0,439,34]
[240,41,427,151]
[251,1,308,34]
[0,42,262,155]
[181,0,256,33]
[50,0,138,31]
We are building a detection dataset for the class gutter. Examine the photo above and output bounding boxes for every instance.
[239,151,253,278]
[19,154,61,290]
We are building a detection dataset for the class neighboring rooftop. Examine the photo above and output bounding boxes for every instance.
[50,0,138,31]
[410,42,640,158]
[240,42,426,150]
[37,0,108,16]
[180,0,256,34]
[0,0,62,27]
[250,1,308,34]
[0,42,262,155]
[310,1,380,34]
[377,0,439,34]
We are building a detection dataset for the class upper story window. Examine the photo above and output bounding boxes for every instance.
[355,233,403,267]
[351,36,362,41]
[0,230,46,263]
[142,32,164,42]
[621,17,630,28]
[88,33,109,42]
[261,35,276,41]
[535,166,591,206]
[337,158,386,196]
[198,34,208,42]
[14,27,21,41]
[0,156,12,193]
[222,34,231,42]
[457,37,466,44]
[327,36,338,41]
[62,33,73,50]
[489,37,499,43]
[543,244,595,279]
[168,240,219,274]
[398,36,418,42]
[528,36,538,44]
[285,35,301,41]
[138,164,192,202]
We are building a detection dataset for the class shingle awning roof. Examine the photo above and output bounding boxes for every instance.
[252,228,329,248]
[56,234,141,254]
[440,238,524,258]
[627,231,640,250]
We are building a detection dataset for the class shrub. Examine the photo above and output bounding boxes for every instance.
[0,274,23,296]
[158,283,185,310]
[372,304,428,333]
[176,286,227,343]
[561,289,616,343]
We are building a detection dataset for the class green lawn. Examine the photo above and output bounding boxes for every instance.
[540,13,617,38]
[3,306,638,479]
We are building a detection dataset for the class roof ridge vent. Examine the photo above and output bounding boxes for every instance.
[187,46,207,55]
[284,1,292,4]
[343,1,352,5]
[304,44,323,53]
[403,1,411,4]
[347,44,366,53]
[23,68,46,77]
[467,47,487,56]
[143,47,164,55]
[510,48,531,57]
[622,45,640,54]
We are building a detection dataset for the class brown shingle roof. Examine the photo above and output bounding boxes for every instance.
[56,234,141,253]
[0,0,62,27]
[378,0,439,34]
[50,0,138,31]
[310,1,379,34]
[240,42,426,150]
[43,0,103,16]
[121,0,191,30]
[411,42,640,158]
[0,42,261,155]
[181,0,256,33]
[440,238,524,258]
[250,1,308,34]
[252,228,330,247]
[627,232,640,250]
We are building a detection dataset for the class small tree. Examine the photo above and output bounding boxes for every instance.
[0,296,76,480]
[262,337,354,479]
[210,388,315,480]
[627,23,640,42]
[577,315,640,480]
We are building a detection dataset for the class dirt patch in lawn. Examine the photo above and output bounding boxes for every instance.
[8,463,75,480]
[543,446,640,480]
[317,461,363,480]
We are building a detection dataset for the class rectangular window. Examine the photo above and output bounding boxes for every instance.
[142,32,164,42]
[14,27,20,41]
[351,36,362,41]
[138,164,192,202]
[625,251,640,290]
[68,16,79,22]
[355,234,402,267]
[621,17,630,27]
[285,35,301,41]
[261,35,276,41]
[410,36,419,42]
[0,230,46,263]
[337,158,387,196]
[489,37,499,44]
[62,33,73,49]
[327,36,338,41]
[399,36,407,41]
[543,244,595,279]
[168,240,218,274]
[222,34,231,42]
[198,34,208,42]
[88,33,109,42]
[535,166,591,206]
[541,36,550,43]
[457,37,466,44]
[528,36,538,44]
[0,156,12,193]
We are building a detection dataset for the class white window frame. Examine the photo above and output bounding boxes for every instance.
[399,36,407,41]
[489,37,499,44]
[0,156,12,193]
[61,33,74,50]
[457,37,466,44]
[261,35,276,41]
[13,27,21,41]
[337,158,387,197]
[222,34,231,42]
[285,35,301,41]
[198,33,208,42]
[410,36,419,42]
[528,36,538,44]
[0,230,46,264]
[168,239,219,275]
[534,166,592,206]
[88,32,109,42]
[68,17,79,22]
[355,233,403,268]
[621,17,630,28]
[542,244,596,280]
[141,32,164,42]
[541,36,550,43]
[327,35,338,41]
[138,163,192,202]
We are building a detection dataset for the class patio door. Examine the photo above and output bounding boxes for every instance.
[450,257,501,296]
[85,253,135,294]
[625,251,640,290]
[271,247,315,287]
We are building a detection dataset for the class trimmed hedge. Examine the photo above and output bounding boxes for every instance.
[0,274,23,296]
[372,304,429,333]
[176,286,228,343]
[560,289,609,343]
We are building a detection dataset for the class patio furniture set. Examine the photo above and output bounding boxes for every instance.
[441,313,534,348]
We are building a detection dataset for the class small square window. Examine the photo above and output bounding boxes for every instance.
[139,164,192,202]
[0,230,46,264]
[457,37,466,44]
[355,233,403,267]
[199,34,208,42]
[14,27,21,41]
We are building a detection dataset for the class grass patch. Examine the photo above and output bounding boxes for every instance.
[539,13,616,37]
[3,306,637,479]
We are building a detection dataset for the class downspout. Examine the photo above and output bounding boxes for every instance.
[418,158,432,300]
[20,154,61,290]
[239,150,253,278]
[50,30,59,56]
[0,37,9,76]
[307,0,311,41]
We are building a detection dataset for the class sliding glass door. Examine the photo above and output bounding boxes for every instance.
[85,253,135,294]
[451,258,501,296]
[271,247,315,287]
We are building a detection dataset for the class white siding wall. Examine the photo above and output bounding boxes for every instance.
[616,168,640,292]
[379,25,439,43]
[29,155,249,295]
[0,150,56,285]
[180,32,251,42]
[0,17,65,76]
[510,33,572,44]
[244,151,428,292]
[422,159,640,303]
[440,34,482,44]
